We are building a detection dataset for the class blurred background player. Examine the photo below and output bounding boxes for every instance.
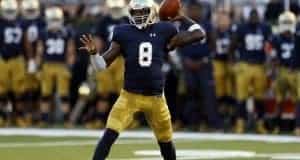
[37,7,76,127]
[270,11,297,134]
[212,8,235,127]
[87,0,128,129]
[231,9,272,133]
[21,0,45,125]
[0,0,28,127]
[178,0,221,131]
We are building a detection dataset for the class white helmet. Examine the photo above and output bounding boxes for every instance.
[128,0,157,29]
[21,0,40,20]
[45,7,64,31]
[0,0,18,21]
[106,0,127,19]
[278,11,297,34]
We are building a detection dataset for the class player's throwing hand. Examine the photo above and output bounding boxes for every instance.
[79,34,98,55]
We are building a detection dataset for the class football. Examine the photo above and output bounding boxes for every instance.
[159,0,181,21]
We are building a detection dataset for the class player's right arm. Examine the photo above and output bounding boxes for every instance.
[79,34,121,71]
[24,32,38,73]
[167,15,206,50]
[36,39,44,66]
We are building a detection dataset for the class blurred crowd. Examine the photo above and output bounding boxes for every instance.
[1,0,300,136]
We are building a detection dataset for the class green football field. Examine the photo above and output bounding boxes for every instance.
[0,129,300,160]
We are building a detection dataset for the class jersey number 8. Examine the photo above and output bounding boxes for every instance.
[139,42,153,67]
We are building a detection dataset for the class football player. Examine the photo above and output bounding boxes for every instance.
[0,0,28,127]
[212,9,235,119]
[79,0,205,159]
[37,7,76,127]
[88,0,128,129]
[20,0,45,125]
[271,11,297,133]
[230,9,272,133]
[178,0,220,130]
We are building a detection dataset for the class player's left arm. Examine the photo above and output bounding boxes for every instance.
[35,39,44,66]
[23,32,38,73]
[23,33,34,59]
[66,39,76,66]
[168,15,206,50]
[79,34,122,71]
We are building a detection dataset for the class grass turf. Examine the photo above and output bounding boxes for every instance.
[0,136,300,160]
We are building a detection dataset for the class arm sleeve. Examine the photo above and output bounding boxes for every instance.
[111,26,123,44]
[95,19,107,39]
[188,24,203,32]
[38,29,45,41]
[234,25,243,42]
[265,24,273,40]
[269,36,278,58]
[67,27,76,40]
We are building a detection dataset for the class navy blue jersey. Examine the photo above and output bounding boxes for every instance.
[112,22,178,95]
[95,16,128,50]
[235,23,272,63]
[214,28,232,60]
[271,34,295,68]
[178,21,212,59]
[0,19,24,59]
[40,28,73,62]
[21,18,45,45]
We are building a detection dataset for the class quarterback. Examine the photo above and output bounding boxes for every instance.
[80,0,205,159]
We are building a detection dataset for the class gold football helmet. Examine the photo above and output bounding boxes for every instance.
[0,0,18,21]
[278,11,297,34]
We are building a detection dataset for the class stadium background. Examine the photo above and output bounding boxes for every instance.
[0,0,300,160]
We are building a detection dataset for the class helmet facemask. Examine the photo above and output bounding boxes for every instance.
[2,9,18,20]
[278,11,297,34]
[279,20,296,34]
[23,8,40,20]
[47,17,64,31]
